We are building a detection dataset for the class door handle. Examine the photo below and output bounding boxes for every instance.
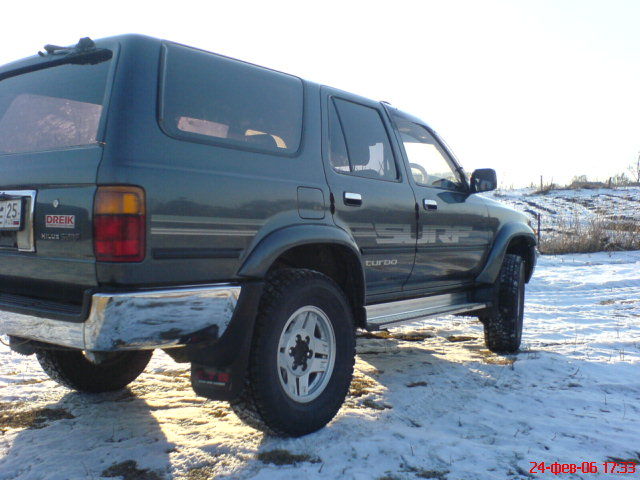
[344,192,363,206]
[423,199,438,211]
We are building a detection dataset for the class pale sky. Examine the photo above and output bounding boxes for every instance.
[1,0,639,187]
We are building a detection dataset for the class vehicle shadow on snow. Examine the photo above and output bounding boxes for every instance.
[2,332,636,479]
[0,389,172,480]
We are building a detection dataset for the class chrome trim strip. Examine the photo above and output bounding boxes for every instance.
[0,284,241,351]
[151,214,263,226]
[150,227,256,236]
[372,303,486,330]
[366,293,487,330]
[0,190,36,252]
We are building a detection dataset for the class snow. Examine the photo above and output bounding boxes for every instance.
[1,251,639,480]
[487,186,640,232]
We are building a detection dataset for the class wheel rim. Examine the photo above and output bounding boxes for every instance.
[277,305,336,403]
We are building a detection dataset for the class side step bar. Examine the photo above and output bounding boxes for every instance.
[365,292,488,331]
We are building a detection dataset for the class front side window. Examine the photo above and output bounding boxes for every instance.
[0,56,112,155]
[160,43,303,154]
[393,115,465,191]
[329,98,398,181]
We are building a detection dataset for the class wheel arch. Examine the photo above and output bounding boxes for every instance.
[237,225,366,328]
[476,222,537,285]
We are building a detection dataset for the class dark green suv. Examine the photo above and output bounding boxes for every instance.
[0,35,536,437]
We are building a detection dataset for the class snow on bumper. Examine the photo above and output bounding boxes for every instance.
[0,284,241,351]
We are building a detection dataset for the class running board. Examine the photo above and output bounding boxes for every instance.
[365,292,488,331]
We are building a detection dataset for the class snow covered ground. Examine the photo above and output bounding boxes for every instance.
[488,186,640,233]
[1,251,639,480]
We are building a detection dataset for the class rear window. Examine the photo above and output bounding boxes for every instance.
[159,43,303,155]
[0,57,112,155]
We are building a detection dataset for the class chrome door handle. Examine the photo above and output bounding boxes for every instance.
[423,199,438,210]
[344,192,362,206]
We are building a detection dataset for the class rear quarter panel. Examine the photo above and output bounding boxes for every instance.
[97,36,330,287]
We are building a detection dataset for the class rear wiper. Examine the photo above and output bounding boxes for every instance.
[39,37,95,56]
[37,37,111,64]
[0,37,111,83]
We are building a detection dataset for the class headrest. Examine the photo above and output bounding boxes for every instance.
[244,133,278,150]
[349,142,372,166]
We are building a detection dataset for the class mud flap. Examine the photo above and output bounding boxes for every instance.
[189,282,263,402]
[191,359,247,401]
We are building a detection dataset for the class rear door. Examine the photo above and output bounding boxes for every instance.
[389,110,492,290]
[0,44,116,305]
[320,88,416,298]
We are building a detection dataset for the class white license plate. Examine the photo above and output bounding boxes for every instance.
[0,198,23,230]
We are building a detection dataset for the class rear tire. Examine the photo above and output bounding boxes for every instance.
[481,254,525,354]
[36,349,152,393]
[231,268,355,437]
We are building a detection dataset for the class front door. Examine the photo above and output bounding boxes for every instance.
[321,88,416,297]
[388,110,492,290]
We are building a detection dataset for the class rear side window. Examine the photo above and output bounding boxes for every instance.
[329,98,398,181]
[160,43,303,155]
[0,58,112,155]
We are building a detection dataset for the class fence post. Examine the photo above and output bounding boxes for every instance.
[537,213,541,245]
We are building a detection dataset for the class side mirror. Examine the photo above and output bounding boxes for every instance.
[470,168,497,193]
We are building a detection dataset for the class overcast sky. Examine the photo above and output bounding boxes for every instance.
[2,0,639,187]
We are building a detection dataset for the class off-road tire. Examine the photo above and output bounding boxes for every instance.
[231,268,356,437]
[482,254,525,354]
[35,349,153,393]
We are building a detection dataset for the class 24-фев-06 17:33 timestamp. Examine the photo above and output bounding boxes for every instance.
[530,461,637,475]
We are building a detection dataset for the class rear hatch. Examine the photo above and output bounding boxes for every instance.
[0,41,116,316]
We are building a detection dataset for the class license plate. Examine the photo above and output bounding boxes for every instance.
[0,198,23,230]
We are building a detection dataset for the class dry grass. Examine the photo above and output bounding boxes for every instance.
[483,356,517,365]
[533,182,560,195]
[0,403,75,430]
[256,449,321,466]
[406,381,428,388]
[607,453,640,465]
[362,399,392,410]
[540,215,640,254]
[402,465,450,479]
[183,465,217,480]
[349,375,378,398]
[358,329,434,342]
[445,335,477,343]
[102,460,161,480]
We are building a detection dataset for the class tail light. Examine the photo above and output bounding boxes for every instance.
[93,186,146,262]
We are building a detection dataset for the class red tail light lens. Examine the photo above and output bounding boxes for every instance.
[94,186,145,262]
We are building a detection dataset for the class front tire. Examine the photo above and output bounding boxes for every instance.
[231,268,355,437]
[481,254,526,354]
[36,349,152,393]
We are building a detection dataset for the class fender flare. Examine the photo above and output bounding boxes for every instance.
[238,224,364,282]
[476,222,537,285]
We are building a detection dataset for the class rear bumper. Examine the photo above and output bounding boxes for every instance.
[0,284,241,351]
